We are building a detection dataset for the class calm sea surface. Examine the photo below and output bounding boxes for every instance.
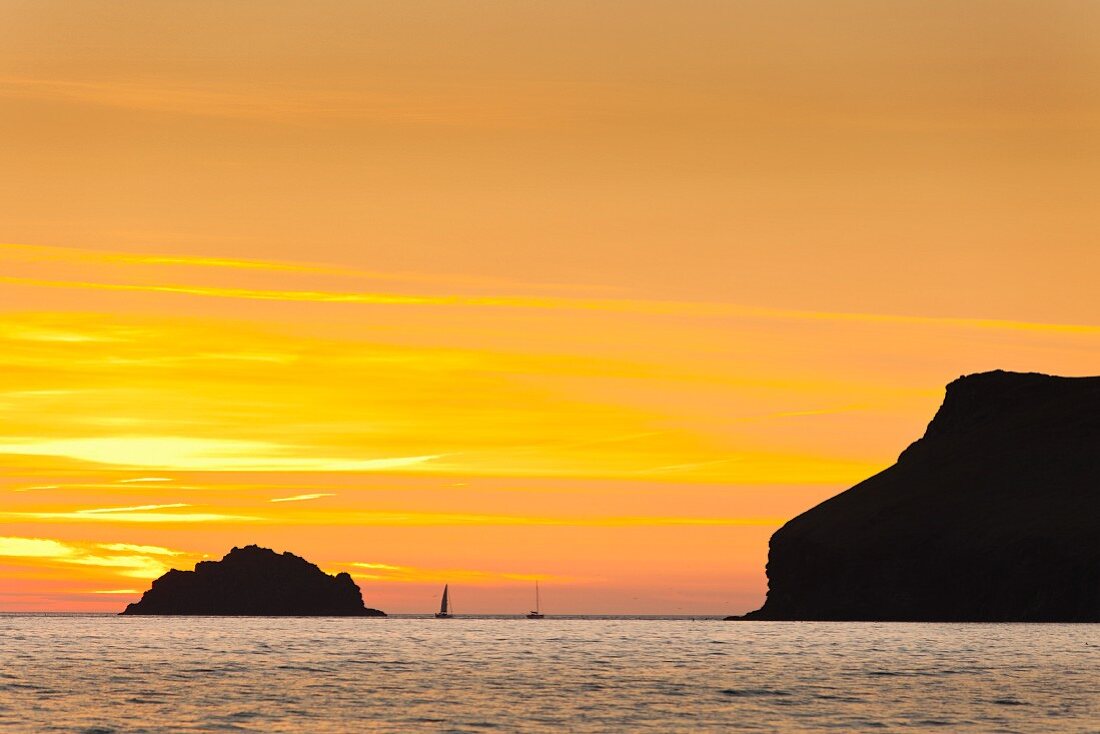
[0,615,1097,733]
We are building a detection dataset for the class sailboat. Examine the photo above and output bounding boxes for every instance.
[526,580,544,619]
[434,584,453,618]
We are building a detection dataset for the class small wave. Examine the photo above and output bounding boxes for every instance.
[444,724,501,732]
[813,693,864,703]
[226,710,263,720]
[275,664,331,673]
[719,688,792,697]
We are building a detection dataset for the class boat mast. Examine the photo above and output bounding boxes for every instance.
[440,584,449,615]
[535,580,540,613]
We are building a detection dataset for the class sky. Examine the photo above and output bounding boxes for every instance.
[1,1,1098,614]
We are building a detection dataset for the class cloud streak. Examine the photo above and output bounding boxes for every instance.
[0,75,579,128]
[270,493,335,503]
[0,436,442,472]
[344,561,573,584]
[292,511,788,527]
[0,243,613,293]
[2,273,1096,335]
[8,510,255,524]
[0,536,74,558]
[0,242,342,275]
[0,535,190,580]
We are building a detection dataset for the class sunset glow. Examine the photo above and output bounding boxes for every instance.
[2,1,1097,614]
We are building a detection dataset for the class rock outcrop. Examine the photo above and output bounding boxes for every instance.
[737,371,1100,622]
[121,545,385,616]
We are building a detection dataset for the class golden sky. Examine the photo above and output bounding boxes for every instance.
[1,1,1098,613]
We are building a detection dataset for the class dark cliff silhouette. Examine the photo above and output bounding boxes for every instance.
[736,370,1100,622]
[121,545,386,616]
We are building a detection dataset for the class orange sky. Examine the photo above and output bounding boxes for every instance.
[1,1,1098,614]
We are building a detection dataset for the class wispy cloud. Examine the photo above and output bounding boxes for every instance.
[0,243,614,293]
[0,436,442,472]
[270,493,335,503]
[344,561,574,584]
[0,77,320,120]
[62,554,172,577]
[5,504,255,524]
[0,76,569,127]
[11,512,252,523]
[0,322,128,343]
[2,272,1096,335]
[351,562,403,571]
[78,503,188,514]
[309,511,787,527]
[98,543,181,556]
[0,536,74,558]
[0,242,342,275]
[0,535,189,579]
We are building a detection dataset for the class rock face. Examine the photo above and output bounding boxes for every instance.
[739,371,1100,622]
[121,545,385,616]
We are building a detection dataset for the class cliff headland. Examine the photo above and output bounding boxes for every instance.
[736,370,1100,622]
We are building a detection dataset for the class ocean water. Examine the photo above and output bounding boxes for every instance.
[0,615,1097,733]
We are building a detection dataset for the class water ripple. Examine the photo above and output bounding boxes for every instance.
[0,616,1095,732]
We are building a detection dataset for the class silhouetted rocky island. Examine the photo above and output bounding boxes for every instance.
[121,545,385,616]
[734,370,1099,622]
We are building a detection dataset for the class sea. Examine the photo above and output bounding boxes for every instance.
[0,615,1097,733]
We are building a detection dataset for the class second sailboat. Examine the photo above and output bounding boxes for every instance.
[526,581,544,619]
